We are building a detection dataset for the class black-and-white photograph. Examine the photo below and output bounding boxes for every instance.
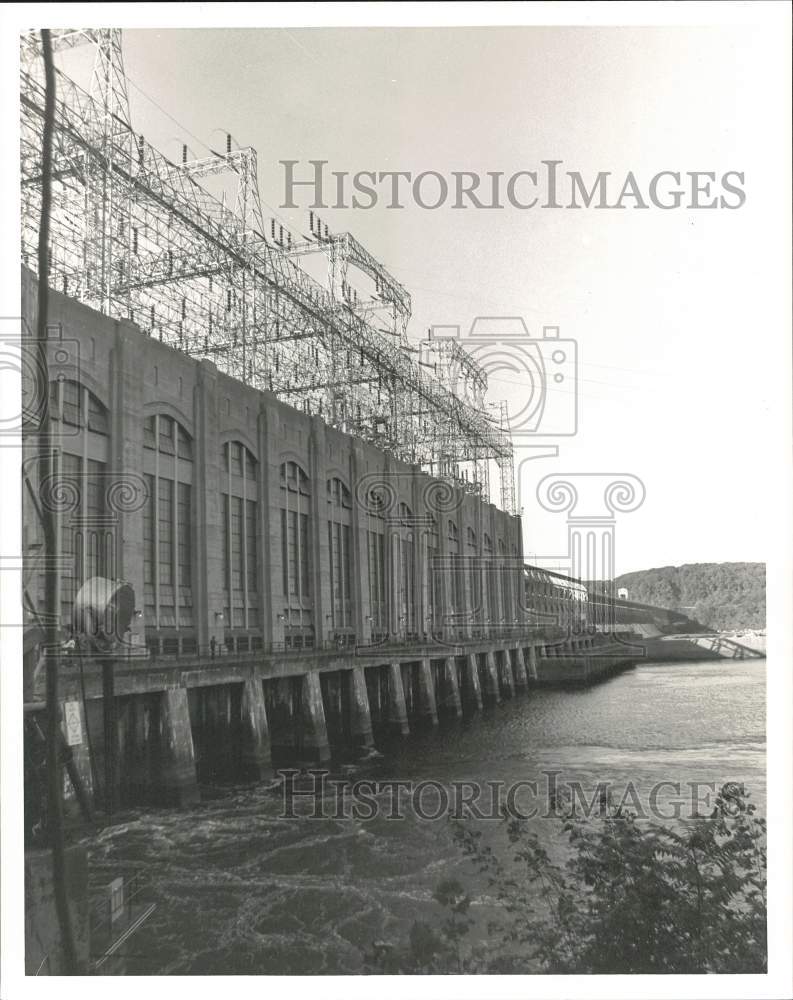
[2,2,791,994]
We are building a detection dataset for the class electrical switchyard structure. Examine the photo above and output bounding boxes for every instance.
[20,29,516,511]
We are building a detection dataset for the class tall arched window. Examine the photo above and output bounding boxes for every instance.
[366,488,386,641]
[424,515,440,635]
[394,502,415,636]
[447,519,461,619]
[327,477,353,637]
[279,461,313,648]
[44,379,110,627]
[498,538,509,625]
[508,542,519,625]
[466,526,482,629]
[483,533,494,624]
[143,414,194,654]
[220,441,260,651]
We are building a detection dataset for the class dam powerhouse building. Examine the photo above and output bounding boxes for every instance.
[21,29,633,826]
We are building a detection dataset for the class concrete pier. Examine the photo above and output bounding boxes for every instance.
[388,661,410,736]
[527,645,539,680]
[483,652,501,704]
[498,649,515,699]
[240,678,272,780]
[439,657,463,718]
[463,653,484,712]
[300,672,331,762]
[348,666,375,748]
[513,647,529,689]
[36,630,637,812]
[160,688,200,807]
[417,659,439,726]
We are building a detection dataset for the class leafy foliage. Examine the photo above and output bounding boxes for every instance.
[366,784,766,974]
[615,562,765,632]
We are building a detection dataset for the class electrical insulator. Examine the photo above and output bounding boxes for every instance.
[226,133,232,155]
[182,144,188,164]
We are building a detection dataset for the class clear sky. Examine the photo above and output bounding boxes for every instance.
[53,20,787,574]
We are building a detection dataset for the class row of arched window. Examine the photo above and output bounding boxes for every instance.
[38,379,522,652]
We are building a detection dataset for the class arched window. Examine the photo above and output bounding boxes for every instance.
[394,503,415,635]
[424,515,440,635]
[142,414,194,653]
[483,533,494,624]
[326,477,353,636]
[279,461,313,648]
[143,414,192,460]
[42,380,110,626]
[366,488,386,640]
[498,538,509,625]
[466,527,482,627]
[508,542,519,625]
[50,378,109,435]
[220,441,260,651]
[447,519,461,616]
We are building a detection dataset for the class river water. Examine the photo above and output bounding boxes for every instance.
[88,659,766,974]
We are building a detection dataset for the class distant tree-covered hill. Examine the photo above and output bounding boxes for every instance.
[613,563,765,632]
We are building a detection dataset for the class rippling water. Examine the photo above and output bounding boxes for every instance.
[88,659,766,974]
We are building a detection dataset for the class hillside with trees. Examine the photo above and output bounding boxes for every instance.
[614,562,765,632]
